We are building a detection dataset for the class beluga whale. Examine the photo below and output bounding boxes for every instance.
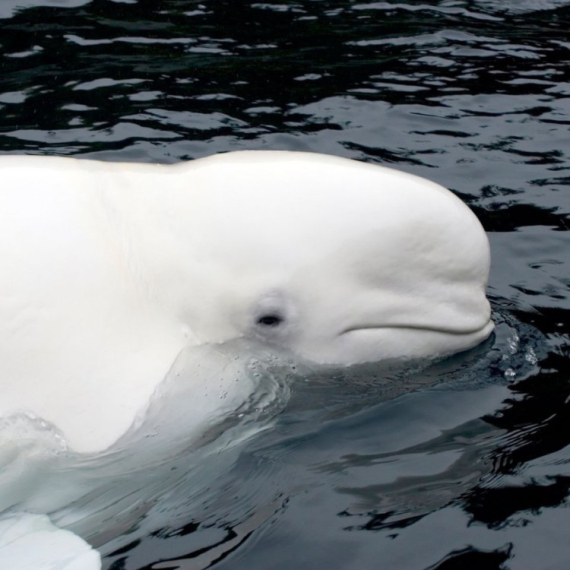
[0,150,493,455]
[0,150,494,568]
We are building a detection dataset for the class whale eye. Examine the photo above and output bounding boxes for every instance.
[257,314,284,327]
[251,292,292,336]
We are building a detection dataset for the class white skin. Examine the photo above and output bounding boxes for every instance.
[0,514,100,570]
[0,151,493,453]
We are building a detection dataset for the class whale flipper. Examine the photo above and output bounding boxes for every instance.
[0,513,101,570]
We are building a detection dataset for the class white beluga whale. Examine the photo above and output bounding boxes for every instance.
[0,150,494,568]
[0,150,493,455]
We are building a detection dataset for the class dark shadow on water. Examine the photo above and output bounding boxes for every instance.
[427,544,512,570]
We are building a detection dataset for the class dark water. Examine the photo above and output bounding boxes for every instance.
[2,1,570,569]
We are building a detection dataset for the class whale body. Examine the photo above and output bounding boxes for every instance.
[0,151,493,454]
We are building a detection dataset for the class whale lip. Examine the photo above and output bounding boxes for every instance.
[339,320,494,337]
[337,319,495,360]
[296,318,495,368]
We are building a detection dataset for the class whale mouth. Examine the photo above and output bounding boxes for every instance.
[340,321,493,337]
[336,319,495,362]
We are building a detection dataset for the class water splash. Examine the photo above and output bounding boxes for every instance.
[0,341,293,545]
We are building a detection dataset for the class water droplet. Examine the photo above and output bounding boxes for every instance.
[525,348,538,365]
[504,368,516,379]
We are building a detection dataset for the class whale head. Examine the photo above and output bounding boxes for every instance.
[154,151,493,365]
[0,150,493,453]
